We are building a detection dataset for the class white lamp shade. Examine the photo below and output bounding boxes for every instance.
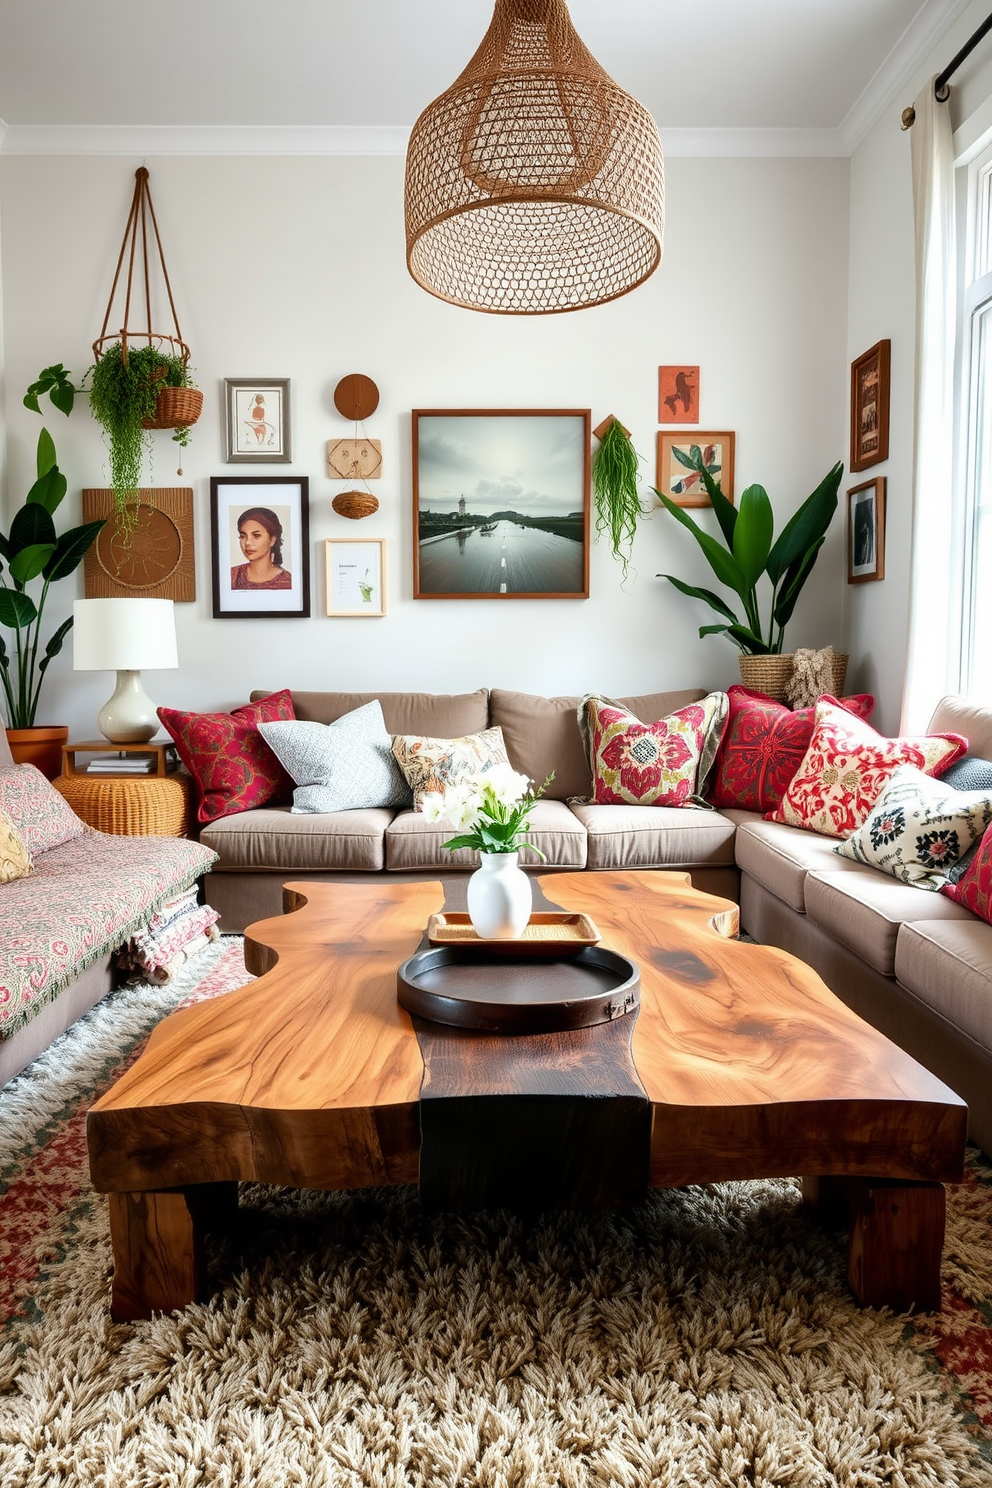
[72,598,179,671]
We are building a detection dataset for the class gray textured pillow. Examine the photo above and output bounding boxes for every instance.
[259,702,411,813]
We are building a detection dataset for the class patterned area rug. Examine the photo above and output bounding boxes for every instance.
[1,938,992,1486]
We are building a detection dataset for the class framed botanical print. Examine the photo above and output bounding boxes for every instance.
[210,476,310,618]
[225,378,291,462]
[656,432,735,507]
[847,477,886,583]
[850,340,890,472]
[325,539,386,616]
[412,409,590,599]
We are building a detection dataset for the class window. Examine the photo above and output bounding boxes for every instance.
[957,141,992,694]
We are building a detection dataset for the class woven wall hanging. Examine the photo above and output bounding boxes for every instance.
[404,0,664,315]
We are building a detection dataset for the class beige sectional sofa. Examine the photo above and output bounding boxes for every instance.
[201,686,740,929]
[199,686,992,1155]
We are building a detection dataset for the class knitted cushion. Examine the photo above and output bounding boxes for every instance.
[580,693,728,808]
[766,697,967,839]
[834,764,992,889]
[707,687,875,813]
[260,702,411,814]
[0,764,86,854]
[392,727,510,810]
[158,690,296,824]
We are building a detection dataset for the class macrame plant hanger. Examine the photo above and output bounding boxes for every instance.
[93,166,203,465]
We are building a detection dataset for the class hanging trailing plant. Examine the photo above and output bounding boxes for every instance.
[87,342,195,517]
[592,417,646,581]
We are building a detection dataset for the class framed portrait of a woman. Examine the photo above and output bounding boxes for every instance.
[210,476,310,618]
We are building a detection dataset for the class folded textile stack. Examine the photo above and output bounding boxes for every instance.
[115,887,221,984]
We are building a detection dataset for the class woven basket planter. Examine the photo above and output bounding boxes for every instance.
[738,653,848,704]
[142,386,203,431]
[332,491,379,520]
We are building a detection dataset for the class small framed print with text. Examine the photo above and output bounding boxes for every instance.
[325,539,386,617]
[225,378,291,462]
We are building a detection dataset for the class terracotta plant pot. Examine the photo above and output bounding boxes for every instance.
[5,725,69,780]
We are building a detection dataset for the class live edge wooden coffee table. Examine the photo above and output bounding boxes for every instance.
[87,871,967,1322]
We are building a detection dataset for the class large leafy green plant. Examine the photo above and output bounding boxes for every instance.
[655,449,843,656]
[0,367,105,728]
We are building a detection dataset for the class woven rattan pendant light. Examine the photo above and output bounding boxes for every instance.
[404,0,664,314]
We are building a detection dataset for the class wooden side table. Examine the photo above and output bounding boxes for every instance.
[54,741,195,837]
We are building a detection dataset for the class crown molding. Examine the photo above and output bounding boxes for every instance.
[0,124,413,156]
[841,0,975,153]
[0,121,848,159]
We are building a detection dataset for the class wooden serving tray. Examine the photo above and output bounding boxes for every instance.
[426,911,600,955]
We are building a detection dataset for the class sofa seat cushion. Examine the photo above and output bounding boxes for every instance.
[895,918,992,1053]
[568,802,735,871]
[803,866,974,977]
[0,830,216,1039]
[201,806,394,872]
[489,688,706,801]
[734,817,855,913]
[385,799,587,871]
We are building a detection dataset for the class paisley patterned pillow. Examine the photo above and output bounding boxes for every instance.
[707,686,875,813]
[158,689,296,824]
[580,692,729,807]
[834,765,992,889]
[765,697,967,839]
[0,764,86,854]
[0,805,32,882]
[392,727,510,809]
[942,820,992,920]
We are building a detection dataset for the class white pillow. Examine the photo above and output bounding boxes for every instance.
[259,701,411,814]
[834,764,992,890]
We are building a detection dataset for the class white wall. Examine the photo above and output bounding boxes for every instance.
[0,151,850,735]
[846,0,992,732]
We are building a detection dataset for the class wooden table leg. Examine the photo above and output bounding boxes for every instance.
[803,1175,945,1313]
[108,1182,238,1321]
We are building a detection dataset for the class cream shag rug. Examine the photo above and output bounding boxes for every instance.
[0,939,991,1487]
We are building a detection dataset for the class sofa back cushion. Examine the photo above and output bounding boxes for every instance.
[254,689,490,739]
[489,688,706,800]
[929,695,992,760]
[0,764,86,854]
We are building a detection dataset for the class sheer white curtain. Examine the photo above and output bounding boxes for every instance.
[902,80,957,732]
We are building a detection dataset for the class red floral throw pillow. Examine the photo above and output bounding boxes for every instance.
[766,696,967,839]
[707,686,875,814]
[942,820,992,921]
[158,690,296,824]
[581,692,728,807]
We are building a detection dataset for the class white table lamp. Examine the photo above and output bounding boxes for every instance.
[73,598,179,743]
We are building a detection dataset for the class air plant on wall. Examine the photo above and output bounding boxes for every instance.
[592,418,646,581]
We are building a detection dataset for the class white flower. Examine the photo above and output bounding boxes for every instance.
[482,763,531,808]
[419,791,448,823]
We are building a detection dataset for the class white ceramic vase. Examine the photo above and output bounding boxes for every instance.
[466,850,532,939]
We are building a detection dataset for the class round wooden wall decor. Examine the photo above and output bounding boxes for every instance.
[82,488,195,600]
[333,373,379,422]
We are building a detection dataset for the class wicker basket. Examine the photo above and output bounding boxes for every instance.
[52,772,194,837]
[332,490,379,520]
[737,652,849,704]
[142,385,203,431]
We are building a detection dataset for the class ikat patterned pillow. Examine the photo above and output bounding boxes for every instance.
[0,805,32,883]
[580,692,728,808]
[707,686,875,814]
[0,764,86,854]
[260,702,411,814]
[766,696,967,839]
[942,820,992,920]
[834,764,992,889]
[392,726,510,810]
[158,689,296,825]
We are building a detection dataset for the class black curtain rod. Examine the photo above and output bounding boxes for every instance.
[902,7,992,128]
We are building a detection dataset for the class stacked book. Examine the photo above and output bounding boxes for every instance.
[85,749,179,775]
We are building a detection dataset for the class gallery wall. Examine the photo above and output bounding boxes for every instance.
[846,0,992,732]
[0,151,849,737]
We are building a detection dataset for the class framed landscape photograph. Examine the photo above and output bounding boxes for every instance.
[210,476,310,618]
[850,340,890,472]
[325,538,386,616]
[656,431,735,508]
[847,477,885,583]
[412,409,590,599]
[225,378,292,462]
